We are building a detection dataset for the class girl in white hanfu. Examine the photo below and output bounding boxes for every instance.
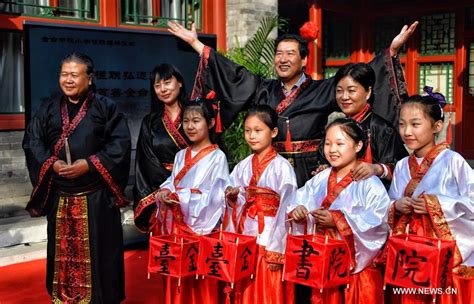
[388,94,474,304]
[155,98,230,304]
[288,118,391,304]
[224,104,298,304]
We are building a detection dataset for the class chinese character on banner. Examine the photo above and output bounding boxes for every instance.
[197,231,257,284]
[384,234,455,289]
[148,234,200,278]
[283,234,351,290]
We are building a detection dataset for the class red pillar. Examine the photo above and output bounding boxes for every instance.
[308,0,322,80]
[100,0,118,27]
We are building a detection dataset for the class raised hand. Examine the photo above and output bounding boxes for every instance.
[167,21,204,54]
[389,21,418,57]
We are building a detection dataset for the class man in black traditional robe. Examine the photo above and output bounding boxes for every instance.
[168,21,417,186]
[23,52,131,303]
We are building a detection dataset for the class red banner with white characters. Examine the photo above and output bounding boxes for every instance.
[148,234,200,278]
[284,234,351,289]
[197,231,257,283]
[384,234,455,289]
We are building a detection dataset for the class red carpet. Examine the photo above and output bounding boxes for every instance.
[0,247,163,303]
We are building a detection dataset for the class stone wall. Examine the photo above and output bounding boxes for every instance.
[226,0,278,50]
[0,131,31,218]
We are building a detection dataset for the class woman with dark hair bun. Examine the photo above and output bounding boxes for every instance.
[134,63,191,233]
[332,62,408,188]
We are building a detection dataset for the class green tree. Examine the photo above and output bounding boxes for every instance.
[222,15,287,168]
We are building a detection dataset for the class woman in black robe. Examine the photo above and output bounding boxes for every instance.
[133,64,191,233]
[332,62,408,188]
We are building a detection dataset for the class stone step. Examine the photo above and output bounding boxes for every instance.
[0,208,146,266]
[0,215,47,248]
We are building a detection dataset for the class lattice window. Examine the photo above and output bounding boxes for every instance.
[468,43,474,96]
[323,66,339,79]
[121,0,202,29]
[467,7,474,30]
[374,17,408,54]
[322,19,351,60]
[418,63,454,104]
[419,13,455,55]
[0,0,97,20]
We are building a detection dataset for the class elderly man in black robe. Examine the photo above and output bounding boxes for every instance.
[23,52,131,303]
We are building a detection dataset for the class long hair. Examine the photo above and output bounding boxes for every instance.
[150,63,187,114]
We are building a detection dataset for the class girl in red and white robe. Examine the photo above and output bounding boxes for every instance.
[388,94,473,304]
[288,118,391,304]
[224,105,298,304]
[155,98,229,304]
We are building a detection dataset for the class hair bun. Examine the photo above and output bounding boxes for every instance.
[423,86,446,108]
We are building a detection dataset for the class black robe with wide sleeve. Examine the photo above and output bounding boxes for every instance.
[133,112,191,232]
[360,111,408,188]
[194,47,407,186]
[23,93,131,303]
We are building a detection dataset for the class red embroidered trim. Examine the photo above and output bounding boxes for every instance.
[52,195,92,303]
[321,169,353,210]
[275,75,311,114]
[424,194,463,266]
[54,92,93,155]
[173,144,218,187]
[26,156,58,216]
[249,148,277,186]
[163,162,174,171]
[264,248,285,265]
[191,46,211,100]
[273,139,320,153]
[351,103,371,123]
[404,142,449,197]
[162,110,188,149]
[134,188,161,232]
[88,155,130,207]
[330,210,356,269]
[384,48,403,105]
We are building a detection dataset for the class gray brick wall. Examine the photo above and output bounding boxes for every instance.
[226,0,278,50]
[0,131,31,218]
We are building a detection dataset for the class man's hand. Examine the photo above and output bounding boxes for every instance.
[311,209,336,228]
[58,159,89,179]
[352,163,382,181]
[53,160,68,174]
[167,21,205,54]
[390,21,418,57]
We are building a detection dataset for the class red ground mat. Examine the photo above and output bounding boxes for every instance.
[0,247,162,303]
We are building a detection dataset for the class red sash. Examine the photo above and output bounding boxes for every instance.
[162,108,188,150]
[351,103,373,163]
[236,149,280,234]
[316,169,357,267]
